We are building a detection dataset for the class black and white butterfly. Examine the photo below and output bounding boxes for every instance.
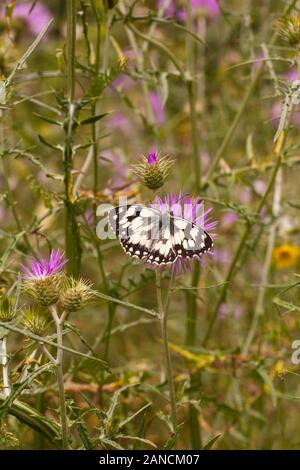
[108,204,213,266]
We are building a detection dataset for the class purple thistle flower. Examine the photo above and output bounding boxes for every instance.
[20,250,67,280]
[9,2,51,36]
[147,152,158,165]
[150,192,216,274]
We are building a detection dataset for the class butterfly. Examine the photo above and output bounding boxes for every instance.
[108,204,213,266]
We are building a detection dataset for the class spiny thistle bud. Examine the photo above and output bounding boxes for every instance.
[20,250,67,307]
[276,15,300,49]
[59,277,95,312]
[0,296,17,322]
[131,152,174,191]
[22,274,64,307]
[21,306,51,336]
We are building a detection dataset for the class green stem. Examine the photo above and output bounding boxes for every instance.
[90,0,102,195]
[65,0,81,277]
[51,307,69,450]
[156,270,177,433]
[1,337,10,397]
[185,262,200,346]
[185,1,200,192]
[67,0,76,103]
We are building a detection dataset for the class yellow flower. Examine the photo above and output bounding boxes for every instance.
[272,243,300,269]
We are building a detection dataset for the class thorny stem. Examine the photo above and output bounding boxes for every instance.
[50,306,69,450]
[156,270,177,434]
[65,0,81,277]
[67,0,76,103]
[1,338,10,397]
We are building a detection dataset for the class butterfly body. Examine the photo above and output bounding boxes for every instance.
[108,204,213,266]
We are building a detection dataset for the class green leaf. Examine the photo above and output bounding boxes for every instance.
[80,113,108,125]
[100,438,124,450]
[70,406,93,450]
[273,297,300,313]
[38,134,61,151]
[119,403,152,429]
[0,363,54,418]
[202,433,222,450]
[0,393,62,449]
[34,112,61,126]
[256,367,278,407]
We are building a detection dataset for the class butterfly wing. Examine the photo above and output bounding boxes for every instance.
[109,205,213,265]
[170,216,213,260]
[108,205,163,263]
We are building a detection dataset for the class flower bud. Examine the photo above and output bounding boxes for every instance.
[22,274,63,307]
[131,152,174,191]
[0,296,16,322]
[59,277,95,312]
[276,15,300,49]
[21,306,51,336]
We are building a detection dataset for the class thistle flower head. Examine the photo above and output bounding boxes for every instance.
[150,192,217,274]
[21,306,51,336]
[0,295,17,322]
[20,250,67,280]
[59,277,96,312]
[276,15,300,49]
[132,152,174,191]
[20,250,67,306]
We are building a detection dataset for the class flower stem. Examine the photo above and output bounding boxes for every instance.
[1,337,10,397]
[185,0,201,193]
[51,307,69,450]
[65,0,81,277]
[155,270,177,433]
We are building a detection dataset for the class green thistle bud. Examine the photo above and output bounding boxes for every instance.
[22,274,64,307]
[0,296,16,322]
[276,15,300,49]
[59,277,95,312]
[131,152,174,191]
[21,306,51,336]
